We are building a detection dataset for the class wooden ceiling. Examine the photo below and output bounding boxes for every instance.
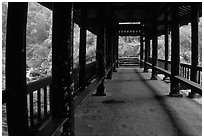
[40,2,202,36]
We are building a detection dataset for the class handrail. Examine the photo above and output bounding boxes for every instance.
[148,57,202,85]
[2,61,100,135]
[143,60,202,96]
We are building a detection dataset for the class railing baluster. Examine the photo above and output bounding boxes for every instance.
[44,87,47,116]
[37,89,41,121]
[29,92,34,127]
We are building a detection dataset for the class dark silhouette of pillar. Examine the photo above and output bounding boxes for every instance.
[79,7,87,89]
[189,3,199,98]
[140,35,144,68]
[113,25,117,72]
[170,4,182,97]
[52,3,74,135]
[106,5,113,79]
[143,28,150,73]
[93,7,106,96]
[6,3,29,135]
[151,20,158,80]
[164,11,169,80]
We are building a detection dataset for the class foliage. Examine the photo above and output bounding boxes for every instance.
[2,2,97,87]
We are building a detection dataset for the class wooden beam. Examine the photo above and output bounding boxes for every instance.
[189,3,199,98]
[143,27,150,72]
[151,16,158,80]
[79,7,87,89]
[140,35,144,68]
[52,3,74,135]
[170,3,181,96]
[6,3,29,135]
[164,11,169,76]
[93,7,106,96]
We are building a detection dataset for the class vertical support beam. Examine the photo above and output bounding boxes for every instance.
[106,5,113,79]
[189,3,199,98]
[151,20,158,80]
[79,7,87,89]
[52,3,74,135]
[93,7,106,96]
[140,34,144,68]
[170,4,182,97]
[164,11,169,77]
[6,3,29,135]
[143,28,150,72]
[113,24,117,72]
[116,34,119,68]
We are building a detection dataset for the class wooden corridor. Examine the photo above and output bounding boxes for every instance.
[75,67,202,136]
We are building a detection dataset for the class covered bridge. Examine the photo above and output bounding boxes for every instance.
[3,2,202,136]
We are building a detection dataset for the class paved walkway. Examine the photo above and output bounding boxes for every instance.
[75,67,202,136]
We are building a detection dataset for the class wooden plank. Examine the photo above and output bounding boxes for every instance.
[36,116,68,136]
[74,77,104,113]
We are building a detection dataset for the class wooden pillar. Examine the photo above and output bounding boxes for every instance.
[140,34,144,68]
[106,6,113,79]
[189,3,199,98]
[113,25,117,72]
[151,20,158,80]
[116,34,119,68]
[93,8,106,96]
[164,11,169,79]
[170,4,181,96]
[143,28,150,72]
[6,3,29,135]
[79,7,87,89]
[52,3,74,135]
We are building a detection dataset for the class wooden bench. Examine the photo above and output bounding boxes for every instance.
[35,65,113,136]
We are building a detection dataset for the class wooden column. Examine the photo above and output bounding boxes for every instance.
[113,25,117,72]
[189,3,199,97]
[6,3,29,135]
[93,8,106,96]
[170,4,181,96]
[164,11,169,79]
[116,34,119,68]
[143,28,150,72]
[52,3,74,135]
[106,6,113,79]
[79,7,87,89]
[151,20,158,80]
[140,35,144,68]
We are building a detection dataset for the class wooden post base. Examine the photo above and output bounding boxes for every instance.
[92,79,106,96]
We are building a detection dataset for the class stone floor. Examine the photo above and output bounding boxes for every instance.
[75,67,202,136]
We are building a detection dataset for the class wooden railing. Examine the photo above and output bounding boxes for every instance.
[143,57,202,95]
[155,58,202,85]
[118,57,139,66]
[2,61,98,135]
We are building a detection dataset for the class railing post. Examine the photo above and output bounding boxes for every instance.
[189,3,199,98]
[169,3,182,97]
[93,7,106,96]
[143,27,150,72]
[164,10,170,80]
[79,7,87,89]
[140,34,144,68]
[52,3,74,135]
[6,3,29,135]
[151,19,158,80]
